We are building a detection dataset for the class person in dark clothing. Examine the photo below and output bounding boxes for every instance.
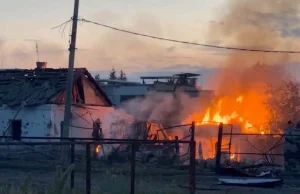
[92,119,103,139]
[92,119,104,158]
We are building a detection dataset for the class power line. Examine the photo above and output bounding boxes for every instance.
[51,19,72,30]
[51,19,73,38]
[80,18,300,54]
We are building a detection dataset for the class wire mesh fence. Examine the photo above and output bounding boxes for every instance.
[0,137,196,194]
[214,123,290,176]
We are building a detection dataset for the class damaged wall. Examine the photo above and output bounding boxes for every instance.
[50,104,114,137]
[50,104,114,151]
[0,105,52,140]
[0,104,113,142]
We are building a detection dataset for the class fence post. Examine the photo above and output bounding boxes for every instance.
[189,122,196,194]
[215,122,223,174]
[86,144,91,194]
[70,139,75,189]
[130,142,136,194]
[175,136,180,163]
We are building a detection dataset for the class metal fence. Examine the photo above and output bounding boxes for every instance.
[0,124,197,194]
[214,122,296,174]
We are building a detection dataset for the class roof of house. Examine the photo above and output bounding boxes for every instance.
[0,68,112,107]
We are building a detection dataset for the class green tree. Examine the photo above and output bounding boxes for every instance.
[118,69,127,81]
[94,73,100,81]
[265,80,300,133]
[109,68,117,80]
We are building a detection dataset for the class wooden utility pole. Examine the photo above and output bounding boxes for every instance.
[62,0,79,139]
[61,0,79,163]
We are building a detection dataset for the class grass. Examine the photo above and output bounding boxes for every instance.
[0,182,187,194]
[0,163,190,194]
[2,164,299,194]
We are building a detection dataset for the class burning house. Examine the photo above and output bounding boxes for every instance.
[0,62,113,141]
[183,88,285,166]
[96,73,215,162]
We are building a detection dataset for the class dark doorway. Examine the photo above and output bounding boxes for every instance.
[11,120,22,141]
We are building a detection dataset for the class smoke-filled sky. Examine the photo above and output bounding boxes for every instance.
[1,0,300,85]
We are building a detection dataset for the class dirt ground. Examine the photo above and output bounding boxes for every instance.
[0,160,300,194]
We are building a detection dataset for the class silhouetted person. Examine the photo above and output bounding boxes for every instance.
[92,119,103,158]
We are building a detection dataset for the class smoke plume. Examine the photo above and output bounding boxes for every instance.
[120,91,187,126]
[202,0,300,132]
[208,0,299,65]
[206,0,300,95]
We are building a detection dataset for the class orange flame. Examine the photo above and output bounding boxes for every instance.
[187,95,266,135]
[193,96,265,134]
[96,145,100,153]
[230,154,235,159]
[236,96,243,103]
[202,108,211,123]
[183,94,270,160]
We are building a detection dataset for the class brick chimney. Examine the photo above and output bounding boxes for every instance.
[36,62,47,69]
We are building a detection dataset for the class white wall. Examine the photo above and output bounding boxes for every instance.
[50,104,114,138]
[0,104,113,153]
[50,104,114,151]
[0,105,52,141]
[0,104,114,140]
[101,85,149,106]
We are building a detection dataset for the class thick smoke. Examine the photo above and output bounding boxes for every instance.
[101,90,210,136]
[203,0,300,132]
[100,91,200,156]
[102,0,300,137]
[206,0,300,95]
[207,0,300,67]
[120,91,182,126]
[118,90,208,128]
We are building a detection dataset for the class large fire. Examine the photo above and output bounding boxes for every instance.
[191,95,267,134]
[184,93,271,160]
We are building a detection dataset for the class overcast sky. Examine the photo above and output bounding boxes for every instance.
[1,0,300,83]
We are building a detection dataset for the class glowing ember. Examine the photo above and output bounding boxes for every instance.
[230,154,235,159]
[96,145,100,153]
[236,96,243,103]
[245,121,253,130]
